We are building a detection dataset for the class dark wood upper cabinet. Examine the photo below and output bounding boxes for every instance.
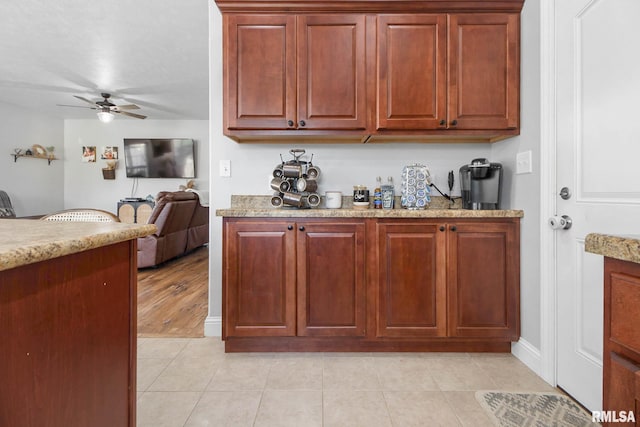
[217,0,524,142]
[297,15,368,130]
[377,15,447,130]
[448,14,520,130]
[225,15,296,130]
[225,14,368,132]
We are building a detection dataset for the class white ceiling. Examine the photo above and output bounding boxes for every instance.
[0,0,209,120]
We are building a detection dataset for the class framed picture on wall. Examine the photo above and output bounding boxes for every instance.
[82,146,96,163]
[101,146,118,160]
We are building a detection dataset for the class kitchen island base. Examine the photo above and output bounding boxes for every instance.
[0,239,139,427]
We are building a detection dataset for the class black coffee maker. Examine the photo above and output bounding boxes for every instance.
[459,158,503,210]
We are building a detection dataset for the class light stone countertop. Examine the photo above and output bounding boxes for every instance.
[0,219,157,272]
[585,233,640,264]
[216,195,524,219]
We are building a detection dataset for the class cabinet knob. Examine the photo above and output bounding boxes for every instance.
[299,226,305,231]
[287,225,293,230]
[439,120,446,126]
[287,120,294,127]
[299,120,306,127]
[439,226,445,232]
[450,225,457,232]
[450,119,458,126]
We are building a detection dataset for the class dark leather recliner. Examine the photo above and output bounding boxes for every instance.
[137,191,209,268]
[0,191,16,218]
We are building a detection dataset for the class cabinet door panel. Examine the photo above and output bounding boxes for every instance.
[604,353,639,425]
[376,222,447,337]
[377,14,447,130]
[448,222,519,338]
[225,221,296,336]
[225,15,296,130]
[297,15,367,130]
[610,272,640,354]
[448,14,519,130]
[297,221,366,336]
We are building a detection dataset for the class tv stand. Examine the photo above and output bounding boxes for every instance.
[117,199,155,224]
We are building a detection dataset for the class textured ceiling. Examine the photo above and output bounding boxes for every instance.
[0,0,209,120]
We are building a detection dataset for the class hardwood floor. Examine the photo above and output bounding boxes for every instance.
[137,246,209,338]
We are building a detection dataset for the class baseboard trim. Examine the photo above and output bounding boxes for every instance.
[512,338,547,382]
[204,316,222,337]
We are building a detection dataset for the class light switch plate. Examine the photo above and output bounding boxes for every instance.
[219,160,231,177]
[516,151,532,174]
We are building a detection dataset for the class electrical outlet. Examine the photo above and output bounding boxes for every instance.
[516,151,532,174]
[219,160,231,177]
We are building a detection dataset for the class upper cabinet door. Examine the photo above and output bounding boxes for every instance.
[448,14,519,130]
[377,14,447,130]
[225,15,296,130]
[297,15,368,130]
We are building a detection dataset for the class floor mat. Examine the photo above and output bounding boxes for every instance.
[475,391,598,427]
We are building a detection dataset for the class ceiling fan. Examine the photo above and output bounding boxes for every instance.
[57,93,147,122]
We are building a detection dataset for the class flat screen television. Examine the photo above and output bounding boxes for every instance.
[123,138,195,178]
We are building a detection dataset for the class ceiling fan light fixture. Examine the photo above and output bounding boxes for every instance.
[97,110,115,123]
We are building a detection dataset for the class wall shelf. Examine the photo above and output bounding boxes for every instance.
[11,154,58,165]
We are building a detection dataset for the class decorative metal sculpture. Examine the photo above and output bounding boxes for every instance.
[270,149,321,208]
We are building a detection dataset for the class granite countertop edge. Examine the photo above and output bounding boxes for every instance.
[216,208,524,218]
[585,233,640,264]
[0,220,157,272]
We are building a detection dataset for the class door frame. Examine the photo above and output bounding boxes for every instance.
[540,0,559,387]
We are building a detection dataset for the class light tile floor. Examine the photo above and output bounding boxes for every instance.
[137,337,557,427]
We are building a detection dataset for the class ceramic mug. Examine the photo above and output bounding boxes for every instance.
[325,191,342,209]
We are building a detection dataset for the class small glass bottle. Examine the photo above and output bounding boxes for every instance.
[373,176,383,209]
[381,176,395,209]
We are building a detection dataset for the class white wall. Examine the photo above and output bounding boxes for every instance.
[64,120,209,213]
[491,0,542,366]
[208,4,510,332]
[0,102,64,216]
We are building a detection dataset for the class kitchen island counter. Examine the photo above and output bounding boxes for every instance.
[585,233,640,264]
[216,195,523,218]
[0,218,155,427]
[0,219,156,272]
[585,232,640,417]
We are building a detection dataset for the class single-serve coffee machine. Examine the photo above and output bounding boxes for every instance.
[459,158,502,210]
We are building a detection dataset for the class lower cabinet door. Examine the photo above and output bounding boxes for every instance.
[376,221,447,337]
[447,221,519,339]
[296,220,366,336]
[224,220,296,337]
[604,353,639,426]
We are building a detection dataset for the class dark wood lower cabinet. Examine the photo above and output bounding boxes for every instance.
[296,221,366,336]
[0,241,137,427]
[223,220,297,337]
[603,258,640,426]
[448,222,519,339]
[222,217,520,352]
[376,221,447,337]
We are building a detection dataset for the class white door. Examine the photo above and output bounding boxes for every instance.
[555,0,640,411]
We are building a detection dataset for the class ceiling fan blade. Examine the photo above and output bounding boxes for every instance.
[117,110,147,120]
[113,104,140,110]
[56,104,96,109]
[73,95,98,106]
